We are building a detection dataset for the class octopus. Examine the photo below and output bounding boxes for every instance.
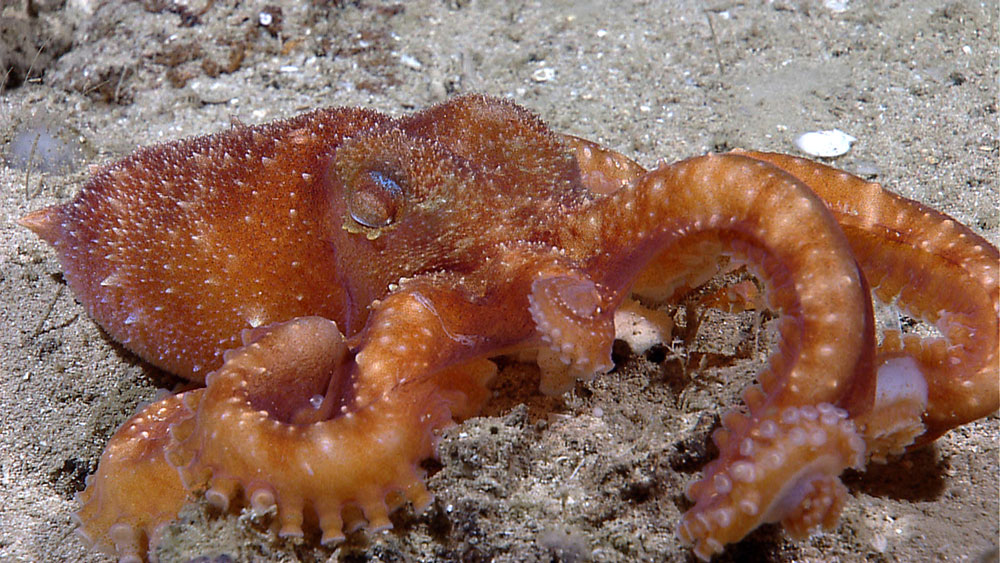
[19,94,998,562]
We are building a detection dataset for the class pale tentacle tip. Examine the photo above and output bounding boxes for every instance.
[204,487,231,511]
[249,487,277,515]
[367,515,393,534]
[278,522,305,538]
[318,509,346,545]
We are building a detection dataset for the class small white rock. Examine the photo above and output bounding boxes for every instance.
[531,67,556,82]
[823,0,849,12]
[397,53,423,70]
[794,129,857,158]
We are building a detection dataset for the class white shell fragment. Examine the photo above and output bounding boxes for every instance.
[531,67,556,82]
[823,0,849,13]
[794,129,857,158]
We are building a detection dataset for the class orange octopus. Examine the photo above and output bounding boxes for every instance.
[20,94,998,561]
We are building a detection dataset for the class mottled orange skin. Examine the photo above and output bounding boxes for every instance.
[21,95,998,562]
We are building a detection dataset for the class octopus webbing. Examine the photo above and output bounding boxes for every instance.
[19,94,998,561]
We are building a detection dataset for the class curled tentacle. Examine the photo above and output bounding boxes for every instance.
[167,316,495,543]
[677,404,866,560]
[573,154,877,557]
[528,272,615,394]
[734,150,999,453]
[74,392,195,563]
[594,153,877,410]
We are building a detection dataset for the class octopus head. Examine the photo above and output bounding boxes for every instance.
[323,121,497,285]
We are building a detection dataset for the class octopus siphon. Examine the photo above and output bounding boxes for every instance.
[20,94,998,561]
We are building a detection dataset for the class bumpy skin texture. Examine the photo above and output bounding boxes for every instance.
[19,95,998,562]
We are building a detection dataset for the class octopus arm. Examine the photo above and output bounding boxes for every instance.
[576,153,876,559]
[527,269,618,394]
[348,258,622,401]
[734,150,999,453]
[598,154,877,409]
[73,392,195,563]
[166,292,502,546]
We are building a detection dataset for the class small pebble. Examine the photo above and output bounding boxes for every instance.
[824,0,849,12]
[532,67,556,82]
[794,129,856,158]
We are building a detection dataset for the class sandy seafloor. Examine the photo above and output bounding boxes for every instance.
[1,1,997,562]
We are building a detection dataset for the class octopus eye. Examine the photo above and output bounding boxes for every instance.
[346,169,404,228]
